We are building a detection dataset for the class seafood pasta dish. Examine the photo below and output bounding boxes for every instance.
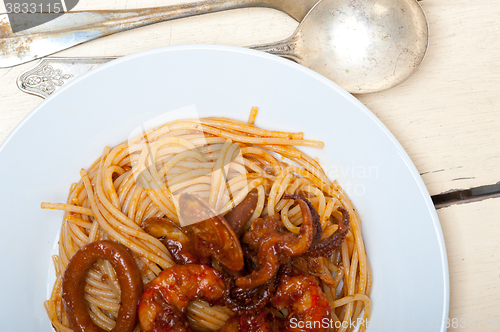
[43,109,372,332]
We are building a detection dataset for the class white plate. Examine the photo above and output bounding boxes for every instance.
[0,45,448,331]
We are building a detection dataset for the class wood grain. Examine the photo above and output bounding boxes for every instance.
[1,1,500,328]
[357,0,500,195]
[437,197,500,331]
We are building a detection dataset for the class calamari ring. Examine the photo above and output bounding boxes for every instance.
[62,240,143,332]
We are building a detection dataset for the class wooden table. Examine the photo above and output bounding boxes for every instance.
[1,0,499,330]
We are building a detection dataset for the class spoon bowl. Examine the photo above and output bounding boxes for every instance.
[253,0,429,93]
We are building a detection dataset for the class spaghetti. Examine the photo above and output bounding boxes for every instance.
[44,109,371,332]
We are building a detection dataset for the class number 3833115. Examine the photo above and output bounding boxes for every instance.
[446,318,498,329]
[5,2,62,13]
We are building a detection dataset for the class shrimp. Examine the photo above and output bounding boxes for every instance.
[138,264,225,332]
[270,275,332,332]
[220,274,331,332]
[218,316,241,332]
[217,310,274,332]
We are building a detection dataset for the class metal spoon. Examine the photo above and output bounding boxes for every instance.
[15,0,429,95]
[252,0,429,93]
[0,0,319,68]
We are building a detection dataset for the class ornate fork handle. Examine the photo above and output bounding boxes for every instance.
[17,57,116,98]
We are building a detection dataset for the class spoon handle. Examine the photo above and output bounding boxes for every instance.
[0,0,314,68]
[249,36,301,63]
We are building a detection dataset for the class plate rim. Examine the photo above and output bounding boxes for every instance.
[0,44,449,331]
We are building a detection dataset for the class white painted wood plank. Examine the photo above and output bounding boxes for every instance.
[357,0,500,195]
[437,197,500,330]
[1,0,500,326]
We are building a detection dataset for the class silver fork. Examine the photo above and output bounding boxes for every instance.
[1,0,318,68]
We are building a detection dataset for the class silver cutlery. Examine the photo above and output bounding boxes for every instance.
[0,0,319,68]
[17,0,428,96]
[17,57,116,98]
[252,0,428,93]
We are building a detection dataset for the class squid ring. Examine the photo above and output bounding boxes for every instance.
[62,240,144,332]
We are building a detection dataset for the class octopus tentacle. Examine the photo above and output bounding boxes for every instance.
[223,269,279,315]
[224,191,259,237]
[279,194,316,255]
[142,217,204,265]
[235,195,315,288]
[304,206,350,257]
[179,193,245,271]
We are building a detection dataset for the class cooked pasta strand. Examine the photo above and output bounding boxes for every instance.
[45,114,370,332]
